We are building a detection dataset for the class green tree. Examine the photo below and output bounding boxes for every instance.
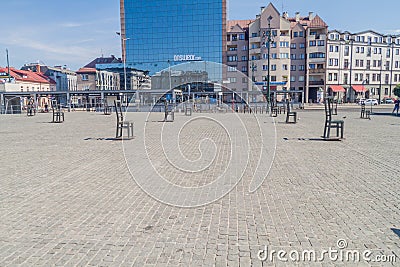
[394,84,400,97]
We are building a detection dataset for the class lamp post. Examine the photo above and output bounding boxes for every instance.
[265,16,273,109]
[379,53,382,105]
[116,32,129,105]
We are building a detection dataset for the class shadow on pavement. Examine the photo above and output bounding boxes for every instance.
[391,228,400,238]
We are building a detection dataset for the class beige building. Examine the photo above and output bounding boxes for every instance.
[225,20,253,92]
[248,4,291,99]
[326,30,400,102]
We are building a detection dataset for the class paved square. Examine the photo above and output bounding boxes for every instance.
[0,106,399,266]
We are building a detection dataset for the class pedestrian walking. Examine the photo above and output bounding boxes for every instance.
[393,98,399,115]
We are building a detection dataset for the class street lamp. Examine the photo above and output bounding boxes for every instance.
[263,16,274,110]
[116,32,130,105]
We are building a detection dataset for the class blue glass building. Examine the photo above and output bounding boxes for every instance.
[121,0,226,76]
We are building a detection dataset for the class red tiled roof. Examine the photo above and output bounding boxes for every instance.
[0,67,50,84]
[76,67,97,74]
[36,73,57,85]
[227,20,254,30]
[289,15,327,29]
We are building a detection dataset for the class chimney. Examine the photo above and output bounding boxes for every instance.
[309,12,315,20]
[295,12,300,22]
[283,12,288,19]
[260,6,265,12]
[36,64,41,73]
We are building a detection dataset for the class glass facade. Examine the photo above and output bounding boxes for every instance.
[122,0,226,76]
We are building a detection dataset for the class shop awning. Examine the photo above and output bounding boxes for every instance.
[329,85,346,92]
[352,85,366,92]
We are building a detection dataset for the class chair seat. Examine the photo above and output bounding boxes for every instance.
[330,120,344,124]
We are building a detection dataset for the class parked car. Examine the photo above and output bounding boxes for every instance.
[364,99,378,105]
[357,98,366,105]
[381,98,394,104]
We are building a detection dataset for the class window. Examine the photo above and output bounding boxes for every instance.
[298,76,304,81]
[317,40,325,46]
[299,31,304,37]
[271,76,277,82]
[299,43,305,48]
[309,64,316,69]
[294,32,298,37]
[328,59,333,66]
[291,43,296,49]
[242,46,248,51]
[329,45,334,52]
[227,56,238,62]
[280,53,289,59]
[270,42,277,48]
[356,47,360,53]
[228,66,237,72]
[372,74,376,81]
[271,53,277,59]
[242,77,248,83]
[232,34,238,41]
[344,59,349,69]
[271,65,276,71]
[290,76,296,82]
[241,56,247,61]
[262,65,268,71]
[309,40,316,46]
[291,65,296,71]
[81,74,89,81]
[299,65,305,71]
[299,54,305,59]
[334,59,339,66]
[239,34,245,40]
[360,47,364,53]
[328,73,333,81]
[355,73,359,81]
[280,41,289,47]
[374,47,377,54]
[309,53,325,58]
[241,66,247,72]
[228,46,237,51]
[355,59,359,67]
[335,46,339,52]
[334,73,338,81]
[282,64,288,70]
[251,33,258,37]
[360,60,364,67]
[227,35,230,41]
[344,46,349,56]
[262,53,268,59]
[228,77,237,83]
[395,74,398,82]
[344,73,348,84]
[291,54,296,60]
[396,49,399,55]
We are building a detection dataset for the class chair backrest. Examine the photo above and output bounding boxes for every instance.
[324,98,332,121]
[286,100,290,112]
[114,100,124,122]
[51,100,59,111]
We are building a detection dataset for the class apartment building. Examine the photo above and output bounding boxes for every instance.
[245,3,327,102]
[287,12,328,103]
[248,4,291,100]
[226,20,253,92]
[326,30,400,102]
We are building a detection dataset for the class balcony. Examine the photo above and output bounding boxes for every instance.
[309,80,325,86]
[309,68,325,74]
[249,36,261,42]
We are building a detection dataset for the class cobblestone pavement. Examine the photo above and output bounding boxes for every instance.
[0,107,399,266]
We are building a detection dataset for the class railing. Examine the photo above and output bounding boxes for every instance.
[309,80,325,86]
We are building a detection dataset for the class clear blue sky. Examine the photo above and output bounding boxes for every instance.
[1,0,399,71]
